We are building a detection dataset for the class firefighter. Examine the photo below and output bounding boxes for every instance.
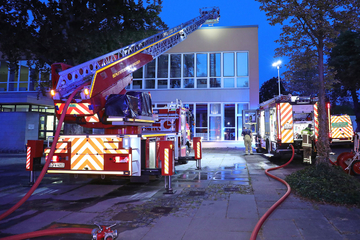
[301,124,313,164]
[242,127,253,155]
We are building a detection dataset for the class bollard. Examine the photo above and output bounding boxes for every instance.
[193,137,202,170]
[26,140,44,185]
[159,141,176,194]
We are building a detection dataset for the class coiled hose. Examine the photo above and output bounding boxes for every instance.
[250,144,295,240]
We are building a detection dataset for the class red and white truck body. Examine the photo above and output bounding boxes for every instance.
[245,95,331,158]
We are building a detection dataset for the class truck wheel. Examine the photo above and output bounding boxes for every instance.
[186,143,191,156]
[266,140,270,154]
[351,160,360,175]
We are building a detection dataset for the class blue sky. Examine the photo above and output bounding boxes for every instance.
[159,0,286,88]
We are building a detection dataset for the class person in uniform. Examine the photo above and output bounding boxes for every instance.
[301,124,313,164]
[242,127,253,155]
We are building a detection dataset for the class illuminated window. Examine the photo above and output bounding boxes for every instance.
[170,54,181,78]
[196,53,207,77]
[209,53,221,77]
[223,53,234,77]
[183,54,194,77]
[157,55,168,78]
[237,52,248,76]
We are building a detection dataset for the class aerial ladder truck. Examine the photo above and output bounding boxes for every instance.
[26,7,220,185]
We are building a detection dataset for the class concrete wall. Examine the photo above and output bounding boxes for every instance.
[0,112,39,152]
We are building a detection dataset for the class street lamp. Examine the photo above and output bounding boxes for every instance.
[272,60,282,96]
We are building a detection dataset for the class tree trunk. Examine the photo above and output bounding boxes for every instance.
[316,40,330,164]
[350,88,360,132]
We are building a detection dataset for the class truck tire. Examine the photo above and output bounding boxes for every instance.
[266,140,270,154]
[351,160,360,175]
[186,142,191,156]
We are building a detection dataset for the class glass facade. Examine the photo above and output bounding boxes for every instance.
[141,51,251,141]
[132,51,249,90]
[0,60,49,92]
[153,102,249,141]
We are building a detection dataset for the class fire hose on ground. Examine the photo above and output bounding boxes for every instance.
[0,84,117,240]
[250,144,295,240]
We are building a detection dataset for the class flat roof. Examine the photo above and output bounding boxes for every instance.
[200,25,259,30]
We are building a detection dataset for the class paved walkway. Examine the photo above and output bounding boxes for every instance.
[0,149,360,240]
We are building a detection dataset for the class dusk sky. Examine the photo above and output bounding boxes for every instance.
[159,0,287,88]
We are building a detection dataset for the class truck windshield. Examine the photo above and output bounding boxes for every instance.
[293,113,312,122]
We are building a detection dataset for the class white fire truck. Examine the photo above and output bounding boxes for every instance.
[26,7,220,183]
[244,94,331,160]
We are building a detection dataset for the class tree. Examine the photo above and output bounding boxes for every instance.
[0,0,167,87]
[328,30,360,132]
[282,48,320,96]
[255,0,360,163]
[259,77,287,103]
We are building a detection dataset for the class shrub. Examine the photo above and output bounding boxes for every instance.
[285,162,360,206]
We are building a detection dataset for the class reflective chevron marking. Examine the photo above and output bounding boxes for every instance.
[26,147,31,169]
[56,103,93,115]
[85,115,99,123]
[331,115,353,139]
[164,148,169,175]
[280,103,294,143]
[71,138,104,170]
[314,103,319,139]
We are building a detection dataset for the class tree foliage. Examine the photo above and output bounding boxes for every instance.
[255,0,360,163]
[0,0,167,84]
[328,30,360,131]
[259,77,287,103]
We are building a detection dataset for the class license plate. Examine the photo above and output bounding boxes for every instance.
[49,162,65,168]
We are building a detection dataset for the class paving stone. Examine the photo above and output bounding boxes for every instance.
[260,219,302,239]
[2,211,72,234]
[182,229,251,240]
[141,216,192,240]
[295,218,343,240]
[258,208,325,220]
[56,212,99,224]
[317,204,360,220]
[194,200,228,218]
[187,217,258,232]
[228,194,258,219]
[117,227,151,240]
[330,218,360,234]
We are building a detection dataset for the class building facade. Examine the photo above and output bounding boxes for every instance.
[127,26,259,142]
[0,25,259,152]
[0,60,55,152]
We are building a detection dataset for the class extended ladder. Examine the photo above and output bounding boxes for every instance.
[55,7,220,98]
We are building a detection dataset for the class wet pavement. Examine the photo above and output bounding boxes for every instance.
[0,148,360,239]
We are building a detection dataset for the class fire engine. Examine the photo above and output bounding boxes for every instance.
[244,94,331,161]
[26,7,220,182]
[142,99,193,162]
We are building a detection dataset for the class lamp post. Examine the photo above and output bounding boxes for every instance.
[272,60,282,96]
